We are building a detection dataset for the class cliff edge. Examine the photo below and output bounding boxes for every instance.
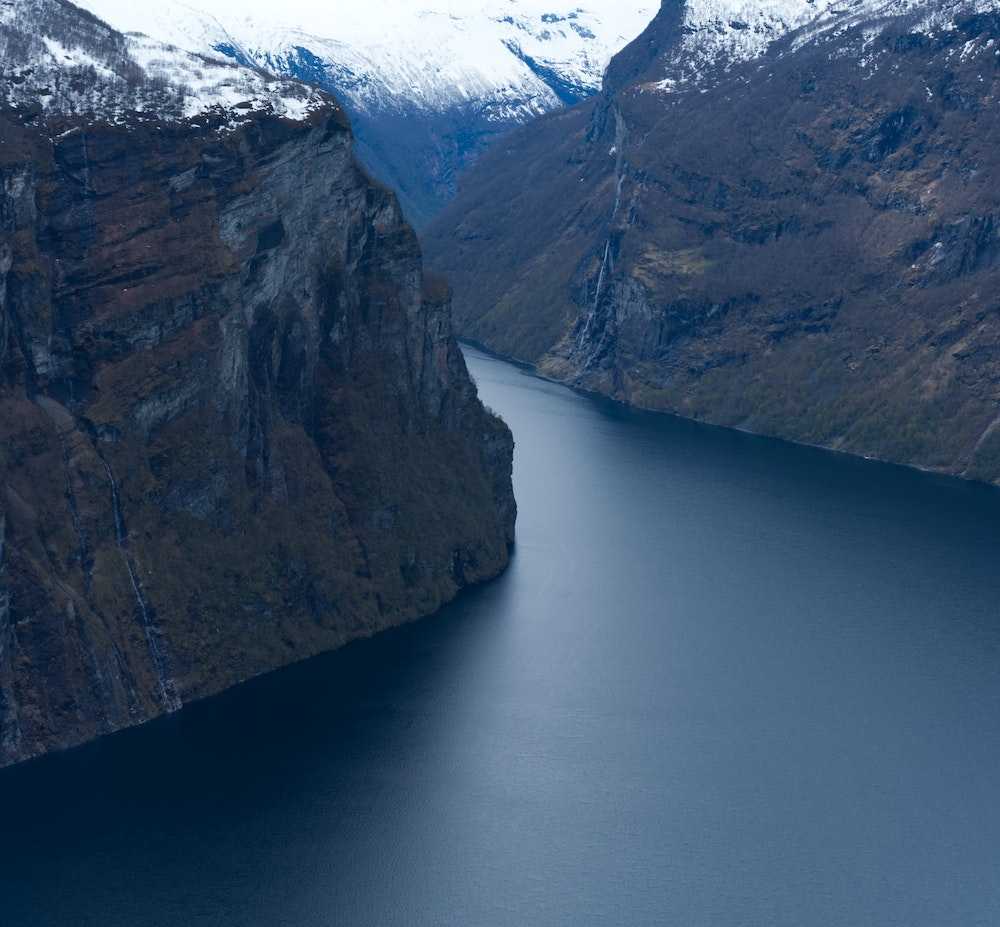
[0,0,515,767]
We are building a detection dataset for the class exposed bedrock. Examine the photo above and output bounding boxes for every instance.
[0,108,515,768]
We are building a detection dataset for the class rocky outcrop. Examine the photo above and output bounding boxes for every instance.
[0,98,515,768]
[426,0,1000,484]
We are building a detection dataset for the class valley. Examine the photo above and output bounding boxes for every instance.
[1,2,999,923]
[76,0,655,223]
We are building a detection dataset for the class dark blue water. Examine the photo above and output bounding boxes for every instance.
[3,347,1000,926]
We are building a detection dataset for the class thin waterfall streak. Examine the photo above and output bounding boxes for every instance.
[102,459,126,544]
[101,456,181,713]
[594,240,612,309]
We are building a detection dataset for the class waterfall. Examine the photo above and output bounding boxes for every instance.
[101,458,182,713]
[0,510,17,751]
[592,107,629,311]
[103,458,126,544]
[0,554,8,635]
[593,240,612,309]
[0,513,8,626]
[1,245,11,367]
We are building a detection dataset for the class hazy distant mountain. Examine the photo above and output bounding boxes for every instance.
[75,0,656,223]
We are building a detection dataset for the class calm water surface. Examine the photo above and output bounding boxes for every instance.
[3,347,1000,926]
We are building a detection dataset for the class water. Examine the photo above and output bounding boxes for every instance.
[3,347,1000,926]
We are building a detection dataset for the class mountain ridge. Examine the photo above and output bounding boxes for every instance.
[425,0,1000,484]
[72,0,656,223]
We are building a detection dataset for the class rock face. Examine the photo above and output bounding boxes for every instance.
[0,8,515,768]
[425,0,1000,484]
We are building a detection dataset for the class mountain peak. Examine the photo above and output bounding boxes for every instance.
[75,1,658,115]
[74,0,657,222]
[0,0,330,126]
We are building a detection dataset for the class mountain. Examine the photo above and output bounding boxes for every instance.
[425,0,1000,485]
[0,0,515,768]
[73,0,656,224]
[0,0,327,120]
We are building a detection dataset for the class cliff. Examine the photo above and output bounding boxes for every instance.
[425,0,1000,484]
[0,4,515,768]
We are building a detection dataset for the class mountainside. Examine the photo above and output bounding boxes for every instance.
[74,0,656,224]
[425,0,1000,484]
[0,0,515,768]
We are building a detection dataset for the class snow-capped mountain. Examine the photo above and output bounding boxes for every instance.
[639,0,1000,94]
[426,0,1000,485]
[72,0,656,222]
[0,0,327,125]
[74,1,656,115]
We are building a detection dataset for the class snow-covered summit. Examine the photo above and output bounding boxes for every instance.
[653,0,1000,93]
[0,0,328,125]
[74,0,657,120]
[67,0,658,220]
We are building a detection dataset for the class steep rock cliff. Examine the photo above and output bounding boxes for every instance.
[0,5,515,768]
[426,0,1000,484]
